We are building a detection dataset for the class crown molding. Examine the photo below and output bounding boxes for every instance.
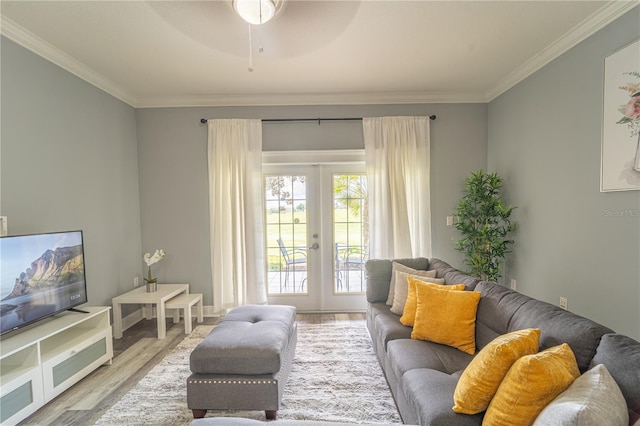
[486,1,639,102]
[0,16,137,107]
[135,91,486,108]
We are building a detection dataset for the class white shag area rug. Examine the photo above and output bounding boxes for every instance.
[95,321,402,425]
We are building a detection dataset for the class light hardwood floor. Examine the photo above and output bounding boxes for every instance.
[19,312,365,425]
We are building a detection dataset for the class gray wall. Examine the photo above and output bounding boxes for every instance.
[135,103,487,306]
[0,37,143,309]
[488,9,640,340]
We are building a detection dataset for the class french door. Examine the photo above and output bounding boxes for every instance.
[263,159,368,312]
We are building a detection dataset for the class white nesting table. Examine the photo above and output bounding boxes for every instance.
[112,283,189,339]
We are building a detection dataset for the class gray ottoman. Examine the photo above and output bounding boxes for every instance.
[187,305,297,420]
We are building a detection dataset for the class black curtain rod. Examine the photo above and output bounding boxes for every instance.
[199,115,436,124]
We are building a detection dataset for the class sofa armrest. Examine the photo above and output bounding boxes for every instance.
[365,259,392,303]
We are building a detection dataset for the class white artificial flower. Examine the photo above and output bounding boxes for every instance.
[143,249,166,266]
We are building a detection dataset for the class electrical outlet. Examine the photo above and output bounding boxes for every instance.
[446,215,455,226]
[0,216,7,236]
[559,297,568,310]
[510,279,516,290]
[134,276,139,288]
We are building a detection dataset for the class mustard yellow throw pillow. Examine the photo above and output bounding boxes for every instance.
[399,277,465,327]
[452,328,541,414]
[410,282,481,355]
[483,343,580,426]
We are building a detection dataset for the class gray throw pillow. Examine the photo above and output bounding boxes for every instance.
[389,270,444,315]
[533,364,628,426]
[386,262,434,305]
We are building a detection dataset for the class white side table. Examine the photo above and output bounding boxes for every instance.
[112,283,189,339]
[165,293,204,334]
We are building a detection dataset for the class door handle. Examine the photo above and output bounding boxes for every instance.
[309,243,319,250]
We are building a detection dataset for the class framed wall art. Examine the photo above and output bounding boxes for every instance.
[601,39,640,192]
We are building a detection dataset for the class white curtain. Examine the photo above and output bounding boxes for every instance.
[363,116,432,259]
[207,119,267,314]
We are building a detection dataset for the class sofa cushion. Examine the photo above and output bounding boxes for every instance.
[484,343,580,426]
[387,339,473,381]
[366,258,429,303]
[533,364,628,426]
[453,328,541,414]
[443,270,481,290]
[474,281,539,348]
[367,301,391,324]
[589,333,640,420]
[509,301,613,373]
[389,268,440,314]
[426,258,458,278]
[373,309,412,351]
[475,282,613,372]
[402,369,484,426]
[411,283,481,355]
[400,278,464,327]
[367,303,385,347]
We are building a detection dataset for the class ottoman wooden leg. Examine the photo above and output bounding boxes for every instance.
[192,409,207,418]
[266,410,277,420]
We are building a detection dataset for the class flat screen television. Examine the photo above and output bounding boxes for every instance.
[0,230,88,336]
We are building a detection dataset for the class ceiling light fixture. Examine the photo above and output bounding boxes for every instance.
[232,0,284,25]
[230,0,285,72]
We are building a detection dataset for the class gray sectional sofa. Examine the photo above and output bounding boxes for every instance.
[366,257,640,426]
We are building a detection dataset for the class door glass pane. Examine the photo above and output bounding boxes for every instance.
[264,175,308,294]
[333,174,368,293]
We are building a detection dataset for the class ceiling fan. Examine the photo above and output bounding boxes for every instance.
[230,0,286,25]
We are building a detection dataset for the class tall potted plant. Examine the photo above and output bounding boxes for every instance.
[454,170,516,282]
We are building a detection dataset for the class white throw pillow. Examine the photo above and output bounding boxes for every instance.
[389,270,444,315]
[386,262,436,305]
[533,364,628,426]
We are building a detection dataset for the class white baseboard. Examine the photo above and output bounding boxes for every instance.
[119,309,145,333]
[116,305,219,335]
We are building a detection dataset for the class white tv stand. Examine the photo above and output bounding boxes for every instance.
[0,306,113,425]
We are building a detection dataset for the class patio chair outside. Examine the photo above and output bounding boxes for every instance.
[277,238,307,290]
[335,243,368,291]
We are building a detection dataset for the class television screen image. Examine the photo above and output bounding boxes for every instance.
[0,230,88,335]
